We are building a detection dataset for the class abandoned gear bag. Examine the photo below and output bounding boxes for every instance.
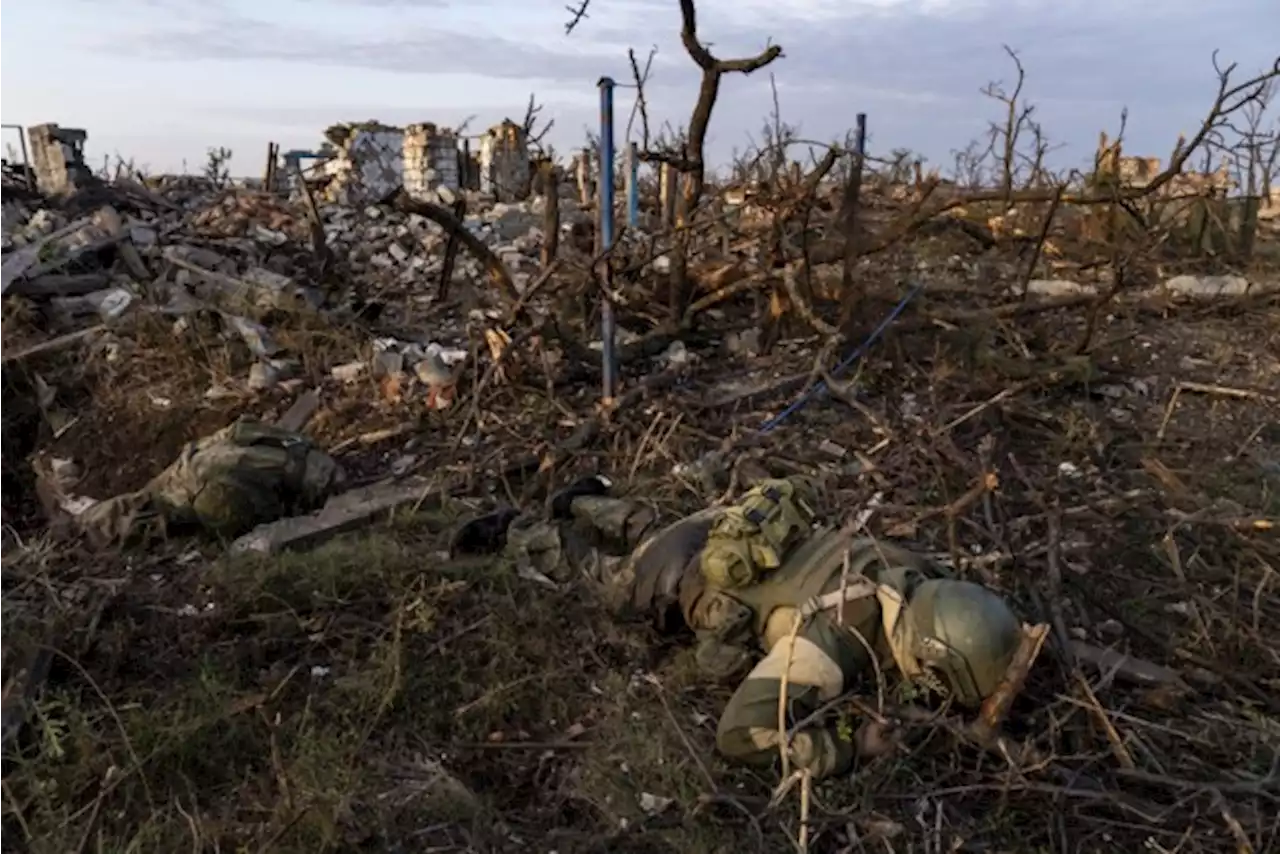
[80,419,344,544]
[699,478,816,590]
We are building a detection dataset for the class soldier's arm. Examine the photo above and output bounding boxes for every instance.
[714,614,859,780]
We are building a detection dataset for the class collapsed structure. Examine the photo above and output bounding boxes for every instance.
[404,122,463,198]
[1096,130,1237,195]
[478,120,531,203]
[314,119,530,206]
[26,123,94,195]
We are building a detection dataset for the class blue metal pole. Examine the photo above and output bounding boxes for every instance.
[627,141,639,228]
[598,76,618,402]
[855,112,867,167]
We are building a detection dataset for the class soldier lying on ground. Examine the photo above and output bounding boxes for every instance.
[456,472,1022,780]
[74,419,346,547]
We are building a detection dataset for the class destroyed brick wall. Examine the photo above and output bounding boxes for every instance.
[27,124,93,195]
[1095,142,1237,200]
[320,123,404,206]
[1117,156,1163,186]
[404,123,461,200]
[479,121,530,203]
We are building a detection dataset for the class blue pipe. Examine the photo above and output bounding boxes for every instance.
[597,76,618,401]
[627,141,639,228]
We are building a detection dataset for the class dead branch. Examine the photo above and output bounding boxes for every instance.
[437,196,468,302]
[837,115,867,324]
[392,189,518,301]
[654,0,783,315]
[625,46,658,150]
[563,0,591,34]
[970,622,1050,744]
[522,93,555,153]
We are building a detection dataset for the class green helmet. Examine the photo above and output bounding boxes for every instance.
[900,579,1021,706]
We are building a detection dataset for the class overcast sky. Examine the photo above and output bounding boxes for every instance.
[1,0,1275,176]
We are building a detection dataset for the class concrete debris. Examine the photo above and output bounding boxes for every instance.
[1158,274,1253,298]
[1017,275,1278,301]
[1022,278,1097,297]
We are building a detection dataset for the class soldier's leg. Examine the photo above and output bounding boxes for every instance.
[76,491,161,548]
[566,495,659,552]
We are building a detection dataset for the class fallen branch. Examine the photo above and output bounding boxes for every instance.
[392,189,518,301]
[970,621,1050,744]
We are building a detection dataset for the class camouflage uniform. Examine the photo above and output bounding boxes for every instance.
[498,476,1021,782]
[77,419,345,546]
[502,493,662,612]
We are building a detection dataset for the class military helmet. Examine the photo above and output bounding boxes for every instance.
[899,579,1021,706]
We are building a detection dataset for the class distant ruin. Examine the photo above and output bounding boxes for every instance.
[1096,130,1236,196]
[26,123,94,195]
[314,119,530,206]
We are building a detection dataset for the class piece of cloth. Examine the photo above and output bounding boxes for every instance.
[77,419,345,546]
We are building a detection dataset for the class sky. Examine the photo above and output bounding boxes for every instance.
[1,0,1276,177]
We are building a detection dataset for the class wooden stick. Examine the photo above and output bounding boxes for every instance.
[970,621,1050,744]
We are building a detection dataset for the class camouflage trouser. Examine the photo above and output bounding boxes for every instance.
[76,420,345,546]
[503,495,658,613]
[712,604,877,780]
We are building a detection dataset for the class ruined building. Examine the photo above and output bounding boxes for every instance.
[315,119,523,204]
[27,123,94,195]
[403,123,461,199]
[479,120,531,203]
[319,121,404,205]
[1095,131,1235,196]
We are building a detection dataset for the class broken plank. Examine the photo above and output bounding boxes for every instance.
[276,388,321,432]
[228,477,442,556]
[7,273,113,298]
[1068,640,1188,688]
[116,240,151,281]
[1,215,99,294]
[2,325,107,364]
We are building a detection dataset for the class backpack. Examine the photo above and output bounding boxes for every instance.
[698,478,817,590]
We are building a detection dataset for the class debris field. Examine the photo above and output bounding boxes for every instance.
[2,28,1279,854]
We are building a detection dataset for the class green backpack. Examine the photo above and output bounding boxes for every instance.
[699,478,817,590]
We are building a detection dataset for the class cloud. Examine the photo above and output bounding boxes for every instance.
[90,16,623,84]
[15,0,1277,171]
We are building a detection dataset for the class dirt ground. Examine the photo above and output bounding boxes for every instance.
[4,258,1278,853]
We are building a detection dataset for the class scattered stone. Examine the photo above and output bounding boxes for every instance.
[332,361,368,384]
[662,341,690,367]
[1159,274,1251,298]
[1023,279,1097,297]
[725,328,762,357]
[638,792,674,815]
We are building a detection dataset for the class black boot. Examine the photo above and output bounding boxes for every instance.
[449,506,521,557]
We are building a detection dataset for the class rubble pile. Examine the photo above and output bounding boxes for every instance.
[3,81,1278,852]
[0,131,613,526]
[188,189,311,242]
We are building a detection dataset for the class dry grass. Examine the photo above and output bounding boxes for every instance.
[4,279,1278,853]
[4,71,1279,848]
